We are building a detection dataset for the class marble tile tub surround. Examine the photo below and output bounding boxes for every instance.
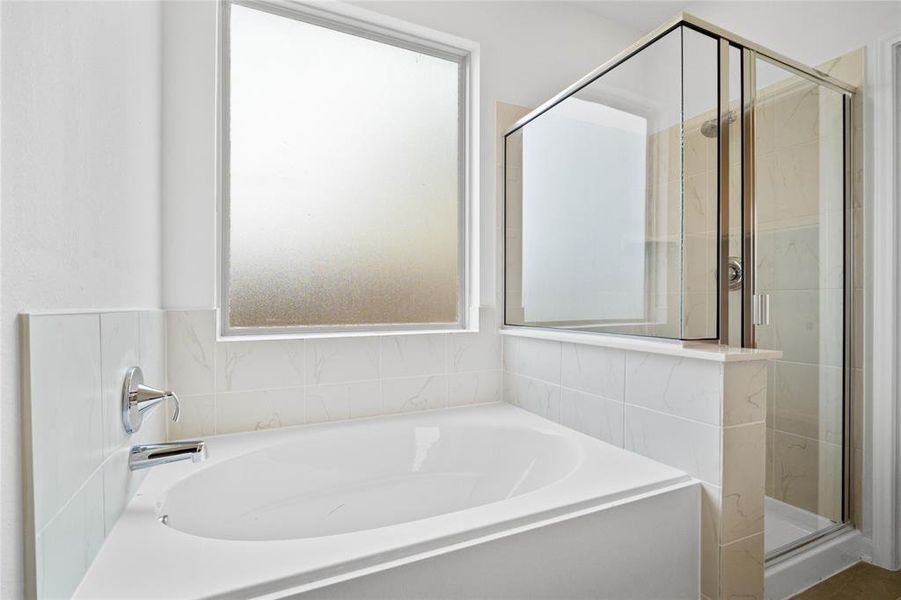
[502,333,774,600]
[166,307,502,438]
[20,310,167,600]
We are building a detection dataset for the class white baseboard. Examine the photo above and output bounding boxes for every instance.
[764,529,871,600]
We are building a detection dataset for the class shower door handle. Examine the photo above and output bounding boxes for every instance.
[753,294,769,326]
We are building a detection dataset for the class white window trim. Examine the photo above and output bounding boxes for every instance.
[215,0,480,339]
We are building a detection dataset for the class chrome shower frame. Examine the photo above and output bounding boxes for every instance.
[503,12,858,563]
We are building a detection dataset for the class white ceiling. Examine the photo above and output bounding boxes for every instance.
[569,1,691,34]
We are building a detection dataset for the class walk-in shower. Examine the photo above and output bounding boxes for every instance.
[503,13,858,564]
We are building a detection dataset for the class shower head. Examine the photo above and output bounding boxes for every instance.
[700,110,737,138]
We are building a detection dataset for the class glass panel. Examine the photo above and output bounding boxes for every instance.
[755,58,846,554]
[726,44,743,344]
[226,4,462,330]
[680,29,721,339]
[505,26,719,339]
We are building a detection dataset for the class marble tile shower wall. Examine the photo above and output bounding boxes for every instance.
[165,308,502,438]
[21,310,167,599]
[502,335,769,600]
[644,109,726,340]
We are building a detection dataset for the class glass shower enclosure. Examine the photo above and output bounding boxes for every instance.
[503,14,857,560]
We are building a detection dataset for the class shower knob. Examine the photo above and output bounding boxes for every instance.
[727,256,743,291]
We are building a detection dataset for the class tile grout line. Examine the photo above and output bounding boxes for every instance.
[718,529,764,549]
[94,313,109,542]
[723,420,767,430]
[623,399,723,429]
[212,314,219,436]
[769,426,845,448]
[621,351,627,447]
[196,369,494,401]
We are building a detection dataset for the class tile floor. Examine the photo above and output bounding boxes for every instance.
[793,562,901,599]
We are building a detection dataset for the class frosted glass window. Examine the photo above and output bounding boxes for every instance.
[224,4,465,332]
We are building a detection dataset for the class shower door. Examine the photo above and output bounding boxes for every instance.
[748,56,851,557]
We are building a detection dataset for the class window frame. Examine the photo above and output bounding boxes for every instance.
[217,0,475,338]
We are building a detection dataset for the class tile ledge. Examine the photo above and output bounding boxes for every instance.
[500,327,782,362]
[216,327,479,343]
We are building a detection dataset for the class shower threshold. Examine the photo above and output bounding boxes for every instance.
[765,496,839,558]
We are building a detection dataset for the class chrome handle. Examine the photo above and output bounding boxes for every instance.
[753,293,770,326]
[133,384,179,421]
[122,367,179,434]
[169,393,180,422]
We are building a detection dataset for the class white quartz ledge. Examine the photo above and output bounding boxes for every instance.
[500,327,782,362]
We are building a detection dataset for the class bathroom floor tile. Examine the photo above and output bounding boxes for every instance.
[792,562,901,600]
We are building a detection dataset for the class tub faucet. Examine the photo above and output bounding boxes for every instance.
[121,366,207,471]
[129,441,207,471]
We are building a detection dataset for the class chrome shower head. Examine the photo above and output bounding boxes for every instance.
[700,110,737,138]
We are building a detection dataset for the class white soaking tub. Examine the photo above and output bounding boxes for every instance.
[76,403,700,599]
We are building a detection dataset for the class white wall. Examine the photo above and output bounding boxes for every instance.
[0,2,162,597]
[683,1,901,68]
[161,0,641,310]
[162,0,218,309]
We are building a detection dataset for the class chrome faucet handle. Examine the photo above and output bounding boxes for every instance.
[122,366,179,434]
[169,392,180,422]
[133,382,180,421]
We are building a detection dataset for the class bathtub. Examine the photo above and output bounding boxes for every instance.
[75,403,700,599]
